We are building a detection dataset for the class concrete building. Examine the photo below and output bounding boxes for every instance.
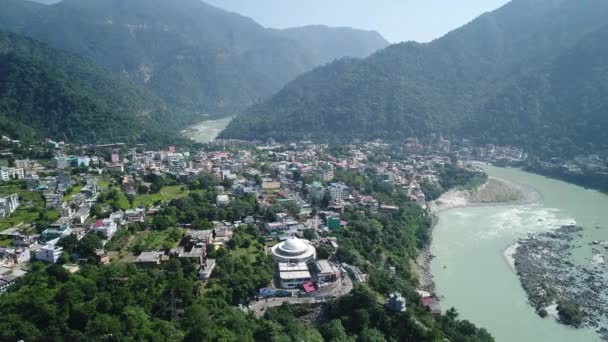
[91,219,118,239]
[125,208,146,223]
[14,159,35,170]
[136,251,165,266]
[77,157,91,167]
[278,262,312,289]
[0,247,31,265]
[54,156,70,169]
[0,194,19,218]
[314,260,340,283]
[271,237,316,264]
[0,275,17,293]
[111,153,120,164]
[37,241,63,264]
[0,167,24,181]
[329,182,349,203]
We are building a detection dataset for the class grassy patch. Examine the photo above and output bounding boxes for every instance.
[95,176,113,189]
[63,186,83,202]
[0,184,52,231]
[105,227,135,252]
[130,228,183,253]
[232,238,265,263]
[133,185,187,208]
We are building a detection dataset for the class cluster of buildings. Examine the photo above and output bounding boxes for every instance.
[0,135,485,304]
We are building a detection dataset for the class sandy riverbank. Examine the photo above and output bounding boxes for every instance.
[428,177,542,213]
[414,177,542,291]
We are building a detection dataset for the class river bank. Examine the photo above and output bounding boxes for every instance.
[429,165,605,342]
[428,176,542,213]
[415,176,542,290]
[181,116,234,143]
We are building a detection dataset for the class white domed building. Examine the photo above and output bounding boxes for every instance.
[271,237,316,264]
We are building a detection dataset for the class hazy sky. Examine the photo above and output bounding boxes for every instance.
[206,0,510,43]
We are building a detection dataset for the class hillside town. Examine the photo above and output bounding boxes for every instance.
[0,134,506,313]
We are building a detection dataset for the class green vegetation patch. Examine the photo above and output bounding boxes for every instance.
[133,185,188,208]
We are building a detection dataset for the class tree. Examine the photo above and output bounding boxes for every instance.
[357,328,386,342]
[303,229,316,241]
[85,313,123,337]
[137,185,149,194]
[320,320,352,342]
[183,305,213,341]
[77,234,103,259]
[557,300,584,327]
[58,234,79,254]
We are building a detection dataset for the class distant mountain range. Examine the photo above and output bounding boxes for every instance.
[221,0,608,157]
[2,0,388,116]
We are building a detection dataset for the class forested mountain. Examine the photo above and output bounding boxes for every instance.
[271,25,389,67]
[2,0,387,116]
[478,24,608,157]
[221,0,608,157]
[0,31,168,143]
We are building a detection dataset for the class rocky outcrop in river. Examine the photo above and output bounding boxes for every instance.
[514,225,608,340]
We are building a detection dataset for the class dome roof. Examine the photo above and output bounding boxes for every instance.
[271,237,316,263]
[279,238,308,254]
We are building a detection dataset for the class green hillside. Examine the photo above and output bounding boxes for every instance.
[0,31,165,144]
[2,0,388,116]
[478,24,608,157]
[221,0,608,157]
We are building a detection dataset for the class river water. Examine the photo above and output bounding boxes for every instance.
[431,165,607,342]
[181,116,233,143]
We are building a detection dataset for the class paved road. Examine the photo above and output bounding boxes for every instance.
[250,275,353,317]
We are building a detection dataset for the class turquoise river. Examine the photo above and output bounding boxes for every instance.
[431,165,607,342]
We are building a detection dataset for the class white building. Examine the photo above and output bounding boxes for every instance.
[278,262,312,288]
[0,168,24,181]
[329,183,349,203]
[271,237,316,264]
[14,159,35,170]
[216,194,230,206]
[54,156,70,169]
[0,194,19,218]
[91,219,118,239]
[125,208,146,223]
[37,242,63,264]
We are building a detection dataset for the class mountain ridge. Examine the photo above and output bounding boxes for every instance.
[220,0,608,157]
[0,30,170,144]
[3,0,389,117]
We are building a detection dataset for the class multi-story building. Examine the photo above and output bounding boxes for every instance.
[0,247,31,264]
[0,275,17,293]
[0,194,19,218]
[14,159,35,170]
[0,167,24,181]
[125,208,146,223]
[36,242,63,264]
[91,219,118,239]
[329,182,349,203]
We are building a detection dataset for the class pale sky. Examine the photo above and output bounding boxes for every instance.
[205,0,511,43]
